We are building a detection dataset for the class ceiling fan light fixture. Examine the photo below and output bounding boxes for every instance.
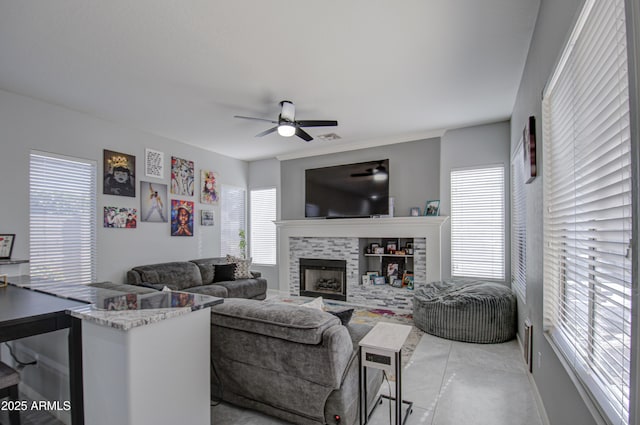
[277,123,296,137]
[373,172,388,181]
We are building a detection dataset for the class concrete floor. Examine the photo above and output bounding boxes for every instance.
[211,333,545,425]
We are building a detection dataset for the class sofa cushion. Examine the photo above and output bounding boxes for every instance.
[211,299,340,345]
[183,284,228,298]
[190,257,227,284]
[213,263,236,282]
[226,254,252,279]
[131,261,202,290]
[211,278,267,299]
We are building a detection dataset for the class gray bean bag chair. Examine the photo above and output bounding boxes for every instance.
[413,280,516,343]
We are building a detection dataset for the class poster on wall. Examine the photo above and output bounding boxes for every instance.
[171,199,194,236]
[145,148,164,179]
[524,116,537,183]
[200,170,219,204]
[171,156,194,196]
[201,210,214,226]
[103,150,136,197]
[104,206,137,228]
[140,181,168,222]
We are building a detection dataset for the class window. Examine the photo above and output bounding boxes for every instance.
[450,165,505,280]
[220,185,246,257]
[250,188,276,265]
[29,151,97,284]
[511,142,527,300]
[542,1,632,424]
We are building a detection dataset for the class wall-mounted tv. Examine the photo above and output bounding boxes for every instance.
[305,159,389,218]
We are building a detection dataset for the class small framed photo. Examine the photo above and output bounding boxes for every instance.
[144,148,164,179]
[410,207,421,216]
[201,210,215,226]
[0,234,15,259]
[373,276,387,285]
[385,239,398,254]
[373,246,385,255]
[403,273,414,290]
[361,275,371,285]
[424,200,440,216]
[391,277,403,288]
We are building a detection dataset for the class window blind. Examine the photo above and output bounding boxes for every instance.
[542,1,632,424]
[511,142,527,301]
[250,188,277,265]
[450,166,505,280]
[29,151,97,284]
[220,185,246,258]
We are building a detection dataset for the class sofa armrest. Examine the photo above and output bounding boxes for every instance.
[127,269,143,285]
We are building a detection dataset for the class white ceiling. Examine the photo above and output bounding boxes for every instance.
[0,0,539,162]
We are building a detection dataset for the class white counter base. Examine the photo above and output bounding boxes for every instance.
[82,308,211,425]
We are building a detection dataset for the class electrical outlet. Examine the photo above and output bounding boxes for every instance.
[537,351,542,369]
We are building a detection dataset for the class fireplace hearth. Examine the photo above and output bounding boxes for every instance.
[299,258,347,301]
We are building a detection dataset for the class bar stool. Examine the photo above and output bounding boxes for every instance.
[0,361,20,425]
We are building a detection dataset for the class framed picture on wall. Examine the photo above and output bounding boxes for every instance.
[0,234,15,259]
[144,148,164,179]
[524,116,537,183]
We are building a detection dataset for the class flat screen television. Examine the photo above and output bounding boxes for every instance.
[305,159,389,218]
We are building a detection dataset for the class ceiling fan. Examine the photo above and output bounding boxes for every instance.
[234,100,338,142]
[350,161,388,181]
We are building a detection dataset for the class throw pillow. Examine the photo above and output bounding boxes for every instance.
[300,296,325,310]
[327,308,355,326]
[225,254,252,279]
[213,263,237,282]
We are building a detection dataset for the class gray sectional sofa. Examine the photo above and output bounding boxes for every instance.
[125,257,267,300]
[93,260,379,424]
[210,298,383,425]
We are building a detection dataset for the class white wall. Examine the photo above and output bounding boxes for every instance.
[248,158,280,288]
[439,120,511,281]
[0,89,249,421]
[0,89,248,284]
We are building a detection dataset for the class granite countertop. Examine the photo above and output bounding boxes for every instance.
[8,275,223,331]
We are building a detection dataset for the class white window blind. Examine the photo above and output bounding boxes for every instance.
[511,142,527,300]
[250,188,276,265]
[542,1,632,424]
[220,185,246,258]
[450,166,505,280]
[29,151,97,284]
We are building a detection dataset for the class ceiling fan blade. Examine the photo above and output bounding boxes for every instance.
[255,126,278,137]
[295,127,313,142]
[234,115,278,124]
[296,120,338,127]
[350,172,372,177]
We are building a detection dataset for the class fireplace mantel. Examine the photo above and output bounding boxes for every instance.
[276,216,449,293]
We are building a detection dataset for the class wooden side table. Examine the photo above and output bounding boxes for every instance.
[359,321,413,425]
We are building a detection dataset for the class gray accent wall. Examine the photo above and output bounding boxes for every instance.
[280,137,441,220]
[510,1,604,424]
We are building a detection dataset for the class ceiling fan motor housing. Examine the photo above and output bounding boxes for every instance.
[279,100,295,122]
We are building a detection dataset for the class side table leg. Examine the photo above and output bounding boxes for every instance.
[396,350,401,425]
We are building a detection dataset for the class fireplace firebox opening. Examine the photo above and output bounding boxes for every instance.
[299,258,347,301]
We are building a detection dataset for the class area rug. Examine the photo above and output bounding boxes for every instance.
[271,297,424,378]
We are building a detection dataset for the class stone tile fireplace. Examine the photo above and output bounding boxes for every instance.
[277,216,449,311]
